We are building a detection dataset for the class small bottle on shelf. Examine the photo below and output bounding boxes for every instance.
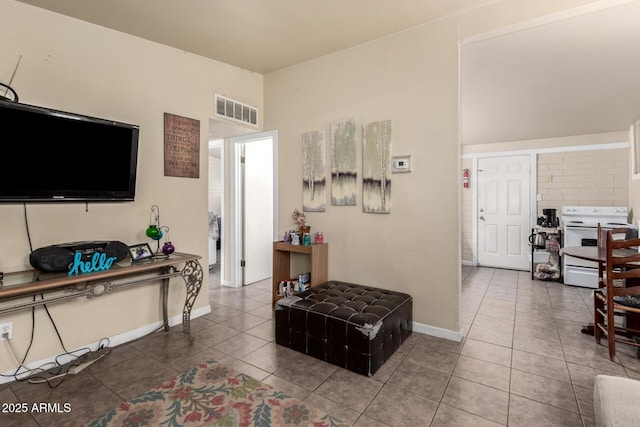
[302,232,311,246]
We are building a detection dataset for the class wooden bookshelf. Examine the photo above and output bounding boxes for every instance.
[272,242,328,304]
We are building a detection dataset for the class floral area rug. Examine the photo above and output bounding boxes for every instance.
[83,360,350,427]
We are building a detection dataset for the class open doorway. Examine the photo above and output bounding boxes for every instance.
[208,116,278,288]
[208,139,223,285]
[231,131,278,287]
[208,117,255,287]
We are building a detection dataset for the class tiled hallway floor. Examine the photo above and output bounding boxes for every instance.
[3,266,640,426]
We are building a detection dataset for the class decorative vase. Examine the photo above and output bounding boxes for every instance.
[300,226,311,246]
[302,232,311,246]
[146,224,161,239]
[162,241,175,255]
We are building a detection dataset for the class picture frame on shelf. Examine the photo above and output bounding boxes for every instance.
[128,243,154,262]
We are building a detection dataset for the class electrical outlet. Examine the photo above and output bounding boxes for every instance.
[0,322,13,341]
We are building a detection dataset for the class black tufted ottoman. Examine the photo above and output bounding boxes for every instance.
[275,280,412,376]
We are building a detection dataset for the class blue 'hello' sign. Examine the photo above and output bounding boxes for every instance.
[68,251,117,276]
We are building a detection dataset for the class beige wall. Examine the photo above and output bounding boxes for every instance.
[264,0,605,334]
[631,182,640,225]
[629,126,640,224]
[208,155,222,214]
[0,1,262,374]
[265,19,460,332]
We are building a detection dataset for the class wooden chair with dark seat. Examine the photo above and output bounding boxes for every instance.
[594,229,640,361]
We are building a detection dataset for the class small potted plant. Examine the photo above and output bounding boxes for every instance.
[291,208,307,229]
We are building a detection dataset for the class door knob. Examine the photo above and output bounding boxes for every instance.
[480,216,485,221]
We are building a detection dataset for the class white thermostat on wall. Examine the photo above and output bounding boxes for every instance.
[392,155,411,173]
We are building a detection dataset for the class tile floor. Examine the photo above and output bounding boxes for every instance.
[2,265,640,426]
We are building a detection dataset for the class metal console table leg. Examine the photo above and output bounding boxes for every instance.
[180,259,203,337]
[161,267,172,332]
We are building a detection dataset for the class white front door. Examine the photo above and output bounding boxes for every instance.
[477,155,531,270]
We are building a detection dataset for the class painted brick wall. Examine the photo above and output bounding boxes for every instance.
[537,148,628,214]
[461,157,473,263]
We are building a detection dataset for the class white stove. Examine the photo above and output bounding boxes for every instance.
[562,206,636,288]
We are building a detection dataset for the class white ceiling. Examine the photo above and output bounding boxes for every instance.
[461,0,640,145]
[16,0,493,74]
[15,0,640,145]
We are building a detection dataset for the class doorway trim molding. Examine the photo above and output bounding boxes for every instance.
[209,139,225,285]
[230,130,279,288]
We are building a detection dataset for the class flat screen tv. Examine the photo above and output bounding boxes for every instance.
[0,100,139,202]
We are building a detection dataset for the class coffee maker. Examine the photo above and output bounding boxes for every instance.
[537,208,559,228]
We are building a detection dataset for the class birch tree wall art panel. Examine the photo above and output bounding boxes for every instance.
[363,120,392,214]
[330,119,357,206]
[302,129,326,212]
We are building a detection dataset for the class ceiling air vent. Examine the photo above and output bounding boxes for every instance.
[214,94,258,128]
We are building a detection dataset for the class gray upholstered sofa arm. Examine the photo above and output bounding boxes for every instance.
[594,375,640,426]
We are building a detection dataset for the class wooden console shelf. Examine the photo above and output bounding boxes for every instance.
[0,252,203,336]
[272,242,328,304]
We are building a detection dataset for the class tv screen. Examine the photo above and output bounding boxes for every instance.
[0,100,139,202]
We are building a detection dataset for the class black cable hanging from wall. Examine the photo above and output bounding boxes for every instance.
[0,82,18,103]
[1,55,22,102]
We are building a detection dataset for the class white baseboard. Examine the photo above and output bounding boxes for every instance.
[221,280,237,288]
[0,304,212,385]
[461,260,473,266]
[105,304,212,347]
[412,321,464,342]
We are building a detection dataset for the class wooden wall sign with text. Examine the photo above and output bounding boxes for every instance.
[164,113,200,178]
